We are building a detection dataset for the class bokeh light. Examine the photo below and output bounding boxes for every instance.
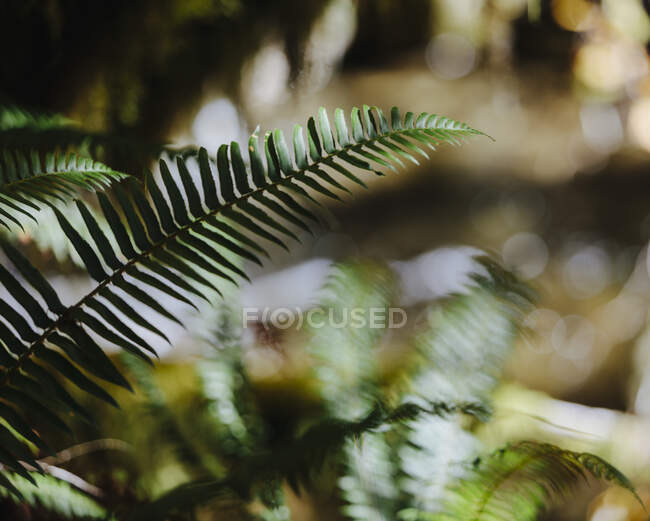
[426,33,477,80]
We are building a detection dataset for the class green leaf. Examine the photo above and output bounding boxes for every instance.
[39,347,118,407]
[217,144,236,201]
[230,141,252,194]
[318,107,336,154]
[272,129,294,175]
[292,124,309,170]
[0,263,50,328]
[159,159,191,226]
[54,208,108,281]
[176,156,204,218]
[248,128,267,188]
[334,108,351,147]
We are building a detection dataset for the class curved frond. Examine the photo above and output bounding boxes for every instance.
[0,105,484,491]
[340,432,397,521]
[0,151,127,229]
[400,441,644,521]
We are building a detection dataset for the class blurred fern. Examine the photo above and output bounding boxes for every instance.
[0,152,127,229]
[0,106,73,132]
[125,256,639,521]
[307,260,397,417]
[304,260,400,521]
[0,104,125,230]
[396,257,535,513]
[130,401,484,520]
[0,104,170,164]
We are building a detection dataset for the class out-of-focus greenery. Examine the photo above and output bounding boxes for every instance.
[4,256,637,521]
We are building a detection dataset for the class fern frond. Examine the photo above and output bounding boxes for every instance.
[400,441,643,521]
[1,197,116,267]
[197,352,261,458]
[255,480,293,521]
[0,105,483,489]
[0,470,113,520]
[0,151,127,229]
[194,282,264,460]
[121,352,221,478]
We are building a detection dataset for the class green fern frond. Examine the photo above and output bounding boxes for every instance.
[0,105,483,492]
[255,481,293,521]
[194,281,264,460]
[0,470,114,520]
[399,441,644,521]
[0,151,127,229]
[1,198,115,267]
[121,352,220,477]
[197,351,261,458]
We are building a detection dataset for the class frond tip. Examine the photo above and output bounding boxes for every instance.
[400,441,644,521]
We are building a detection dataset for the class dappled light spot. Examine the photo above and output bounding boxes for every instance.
[580,104,624,154]
[628,97,650,152]
[502,231,548,280]
[426,33,476,80]
[552,314,596,361]
[552,0,599,32]
[242,42,290,110]
[192,98,245,151]
[563,245,612,299]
